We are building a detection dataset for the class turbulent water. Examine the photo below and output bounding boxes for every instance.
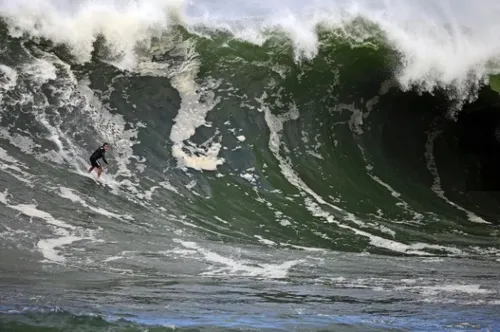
[1,0,500,331]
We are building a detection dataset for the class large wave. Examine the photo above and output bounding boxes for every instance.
[0,1,500,330]
[0,0,498,261]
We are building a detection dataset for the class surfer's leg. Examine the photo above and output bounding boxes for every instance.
[89,158,98,173]
[97,167,102,178]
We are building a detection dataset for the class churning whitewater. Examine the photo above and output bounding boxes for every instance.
[0,0,499,331]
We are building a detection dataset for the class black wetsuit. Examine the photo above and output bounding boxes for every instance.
[89,146,108,169]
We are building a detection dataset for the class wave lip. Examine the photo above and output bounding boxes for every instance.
[0,0,185,67]
[2,0,500,97]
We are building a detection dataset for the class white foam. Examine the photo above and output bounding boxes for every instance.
[21,58,58,83]
[254,235,276,246]
[240,171,257,184]
[3,0,500,105]
[213,216,229,224]
[137,186,160,200]
[38,234,84,263]
[0,64,18,96]
[396,283,492,295]
[103,255,124,262]
[306,150,323,160]
[0,147,33,185]
[174,239,302,278]
[0,190,95,263]
[58,187,133,221]
[0,129,38,155]
[159,180,180,194]
[281,243,327,253]
[280,219,292,227]
[0,146,26,166]
[169,64,224,171]
[1,0,184,67]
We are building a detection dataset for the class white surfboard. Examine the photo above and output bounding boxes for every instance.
[69,168,112,188]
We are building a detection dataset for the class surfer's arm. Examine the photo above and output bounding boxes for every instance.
[102,155,108,164]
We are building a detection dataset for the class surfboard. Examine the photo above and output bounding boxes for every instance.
[89,175,113,188]
[69,169,113,189]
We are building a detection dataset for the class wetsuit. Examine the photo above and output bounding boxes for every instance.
[89,146,108,169]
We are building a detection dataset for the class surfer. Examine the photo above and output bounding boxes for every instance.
[88,143,110,178]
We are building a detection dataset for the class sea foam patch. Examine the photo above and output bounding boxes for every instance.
[173,239,303,279]
[0,147,33,185]
[0,190,96,263]
[58,186,134,221]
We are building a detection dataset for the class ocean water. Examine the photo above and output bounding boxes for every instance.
[0,0,499,331]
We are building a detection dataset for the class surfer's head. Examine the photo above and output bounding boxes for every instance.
[103,142,110,151]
